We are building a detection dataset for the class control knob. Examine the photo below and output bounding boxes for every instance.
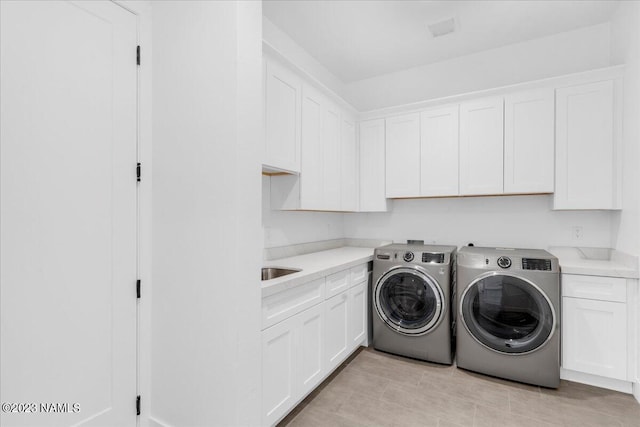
[497,256,512,269]
[403,252,414,262]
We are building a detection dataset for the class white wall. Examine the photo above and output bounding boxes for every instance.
[345,23,612,111]
[344,195,613,250]
[151,2,261,426]
[262,176,344,248]
[263,16,347,99]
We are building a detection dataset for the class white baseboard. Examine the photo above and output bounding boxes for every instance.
[633,380,640,403]
[148,416,173,427]
[560,368,633,394]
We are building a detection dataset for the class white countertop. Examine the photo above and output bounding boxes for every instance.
[549,247,639,279]
[262,246,376,297]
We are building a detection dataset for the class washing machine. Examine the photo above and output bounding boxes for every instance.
[372,243,457,364]
[456,246,560,388]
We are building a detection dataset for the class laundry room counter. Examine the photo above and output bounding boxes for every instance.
[549,246,639,279]
[261,246,377,297]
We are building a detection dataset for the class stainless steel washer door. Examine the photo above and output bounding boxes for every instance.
[460,272,556,354]
[374,267,444,336]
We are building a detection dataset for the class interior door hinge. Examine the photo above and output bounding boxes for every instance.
[136,45,141,66]
[136,395,141,416]
[136,279,141,299]
[136,162,141,182]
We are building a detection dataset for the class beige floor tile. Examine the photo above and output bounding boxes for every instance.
[541,381,640,421]
[349,358,424,387]
[288,406,367,427]
[437,419,467,427]
[419,373,510,412]
[381,381,476,426]
[337,392,438,427]
[304,383,354,414]
[329,365,391,399]
[474,402,561,427]
[280,348,640,427]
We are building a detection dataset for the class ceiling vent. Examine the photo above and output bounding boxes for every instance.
[426,17,457,38]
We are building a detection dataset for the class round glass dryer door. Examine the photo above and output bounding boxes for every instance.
[374,267,444,336]
[460,273,555,354]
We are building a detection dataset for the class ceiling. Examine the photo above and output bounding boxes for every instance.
[263,0,620,83]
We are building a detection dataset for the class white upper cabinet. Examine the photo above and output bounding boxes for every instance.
[420,106,459,197]
[504,89,555,194]
[459,97,504,195]
[340,114,358,211]
[385,113,421,198]
[299,84,324,209]
[359,119,390,212]
[264,58,301,173]
[554,80,620,210]
[322,101,342,211]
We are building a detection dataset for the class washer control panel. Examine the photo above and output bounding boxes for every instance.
[497,256,512,269]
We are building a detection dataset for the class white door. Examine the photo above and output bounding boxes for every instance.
[262,317,297,426]
[349,282,367,348]
[300,84,324,209]
[554,81,617,209]
[323,101,341,210]
[340,115,358,211]
[459,97,504,195]
[359,119,389,212]
[324,292,349,372]
[385,113,421,198]
[420,105,459,197]
[562,297,627,380]
[504,89,555,194]
[265,58,301,173]
[296,304,325,398]
[1,1,137,426]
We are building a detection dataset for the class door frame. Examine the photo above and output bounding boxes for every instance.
[111,2,152,425]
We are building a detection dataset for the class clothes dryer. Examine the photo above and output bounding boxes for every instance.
[456,246,560,388]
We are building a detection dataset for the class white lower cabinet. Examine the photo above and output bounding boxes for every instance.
[296,304,325,395]
[324,291,350,372]
[262,303,325,427]
[262,264,369,426]
[262,315,297,426]
[349,281,367,347]
[561,274,633,385]
[562,297,627,380]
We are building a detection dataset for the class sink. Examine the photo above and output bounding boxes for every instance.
[261,267,302,281]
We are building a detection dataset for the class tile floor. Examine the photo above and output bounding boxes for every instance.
[279,347,640,427]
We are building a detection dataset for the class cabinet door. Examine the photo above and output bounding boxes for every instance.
[420,106,459,197]
[459,97,504,195]
[554,80,618,209]
[359,119,389,212]
[323,101,341,210]
[264,59,301,173]
[324,291,349,372]
[262,316,297,426]
[296,304,325,397]
[562,297,627,380]
[385,113,420,197]
[340,115,358,211]
[504,89,554,194]
[300,84,324,209]
[349,282,367,349]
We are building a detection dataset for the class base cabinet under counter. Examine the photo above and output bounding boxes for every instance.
[561,273,638,392]
[261,264,370,426]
